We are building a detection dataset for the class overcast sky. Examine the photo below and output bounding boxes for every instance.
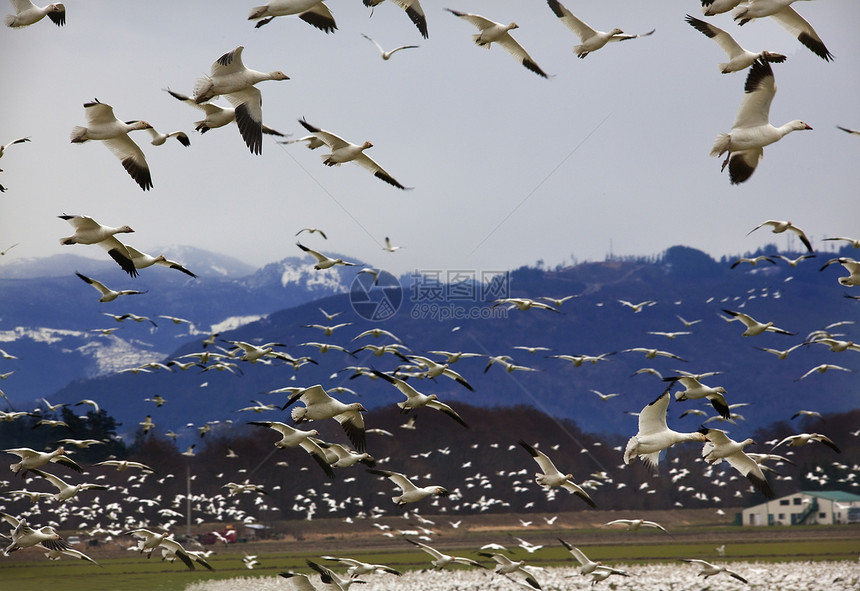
[1,0,858,278]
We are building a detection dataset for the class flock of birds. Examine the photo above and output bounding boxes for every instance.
[1,0,858,588]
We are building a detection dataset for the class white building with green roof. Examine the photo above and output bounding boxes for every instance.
[742,490,860,526]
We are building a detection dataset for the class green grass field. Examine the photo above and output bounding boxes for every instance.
[2,536,858,591]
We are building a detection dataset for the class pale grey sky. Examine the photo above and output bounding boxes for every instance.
[1,0,858,278]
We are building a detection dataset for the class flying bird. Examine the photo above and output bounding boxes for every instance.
[446,8,548,78]
[361,33,418,60]
[59,215,137,276]
[74,272,146,302]
[747,220,813,252]
[711,58,811,184]
[681,558,748,583]
[5,1,65,28]
[367,468,449,505]
[546,0,654,59]
[297,242,357,269]
[363,0,427,39]
[248,0,337,33]
[406,538,485,570]
[684,14,785,73]
[733,0,833,61]
[289,118,411,189]
[283,385,367,451]
[70,99,153,190]
[721,309,794,336]
[0,137,30,158]
[624,387,707,469]
[192,46,289,154]
[518,440,596,507]
[819,257,860,287]
[770,432,841,453]
[165,89,286,138]
[602,518,669,533]
[699,428,774,498]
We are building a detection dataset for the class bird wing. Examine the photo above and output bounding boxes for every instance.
[518,440,558,476]
[29,468,67,492]
[299,2,337,33]
[368,468,413,492]
[211,46,247,77]
[733,58,775,130]
[426,400,469,428]
[297,118,350,150]
[352,151,409,190]
[770,6,832,61]
[637,388,671,436]
[389,0,428,38]
[226,87,264,155]
[102,133,152,191]
[296,242,328,264]
[724,450,774,498]
[279,571,318,591]
[83,100,118,126]
[446,9,495,31]
[685,15,743,58]
[95,237,137,277]
[75,272,109,296]
[546,0,596,41]
[494,33,548,78]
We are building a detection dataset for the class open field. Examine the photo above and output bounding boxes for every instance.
[2,509,858,591]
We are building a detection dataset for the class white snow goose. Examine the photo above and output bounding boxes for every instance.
[406,539,485,570]
[5,1,64,27]
[820,257,860,286]
[446,8,548,78]
[721,308,794,336]
[5,519,70,555]
[119,244,197,277]
[546,0,654,59]
[320,555,401,577]
[283,385,367,451]
[364,0,427,39]
[685,14,786,73]
[747,220,813,252]
[361,33,419,60]
[711,58,811,184]
[3,446,82,475]
[700,0,743,16]
[165,89,286,138]
[733,0,833,61]
[770,431,841,453]
[558,539,630,579]
[296,241,357,269]
[601,518,669,533]
[0,137,30,159]
[248,0,337,33]
[146,127,190,147]
[680,558,748,583]
[371,369,470,428]
[58,214,137,277]
[518,440,596,507]
[699,427,774,498]
[70,99,153,190]
[367,468,449,504]
[291,118,411,189]
[478,552,542,590]
[192,46,289,155]
[663,375,730,419]
[623,386,707,469]
[75,272,146,302]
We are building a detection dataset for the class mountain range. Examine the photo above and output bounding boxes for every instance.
[0,243,857,443]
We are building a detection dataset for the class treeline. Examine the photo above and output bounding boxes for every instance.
[3,403,856,533]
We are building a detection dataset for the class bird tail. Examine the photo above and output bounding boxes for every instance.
[70,127,88,143]
[623,436,638,465]
[710,133,730,157]
[248,5,267,19]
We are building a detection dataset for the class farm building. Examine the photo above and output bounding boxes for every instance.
[741,490,860,526]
